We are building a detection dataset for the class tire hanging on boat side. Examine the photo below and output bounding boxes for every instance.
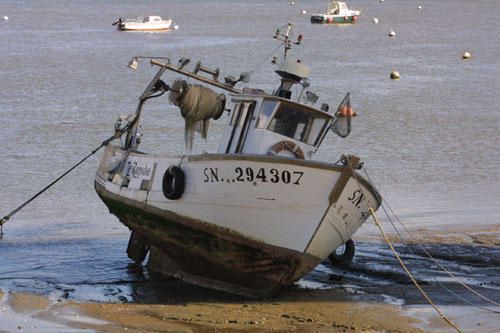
[162,165,185,200]
[328,239,355,265]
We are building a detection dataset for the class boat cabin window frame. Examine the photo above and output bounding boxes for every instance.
[266,100,331,146]
[226,100,257,153]
[256,100,279,129]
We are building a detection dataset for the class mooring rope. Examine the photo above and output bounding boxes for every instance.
[344,160,463,333]
[362,169,500,311]
[368,207,464,333]
[0,135,118,236]
[378,201,500,313]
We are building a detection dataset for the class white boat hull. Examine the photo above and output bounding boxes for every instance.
[95,144,381,297]
[118,19,172,31]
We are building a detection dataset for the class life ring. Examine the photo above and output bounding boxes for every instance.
[268,141,305,159]
[328,239,355,265]
[162,165,185,200]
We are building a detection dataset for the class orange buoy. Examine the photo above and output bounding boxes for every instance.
[339,104,353,117]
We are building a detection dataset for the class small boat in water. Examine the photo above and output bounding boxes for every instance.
[95,24,381,298]
[310,1,360,24]
[112,16,173,31]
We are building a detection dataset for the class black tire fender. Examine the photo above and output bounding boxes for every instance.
[328,239,355,265]
[162,165,185,200]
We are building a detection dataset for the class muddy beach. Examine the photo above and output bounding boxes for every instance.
[1,225,498,332]
[0,287,423,333]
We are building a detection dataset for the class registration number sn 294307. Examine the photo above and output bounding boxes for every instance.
[203,167,304,185]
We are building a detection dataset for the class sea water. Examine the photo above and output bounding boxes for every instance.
[0,0,499,330]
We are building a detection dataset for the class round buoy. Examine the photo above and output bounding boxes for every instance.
[463,52,471,59]
[301,9,307,15]
[388,30,396,37]
[173,24,179,30]
[417,5,423,10]
[390,71,400,79]
[373,17,379,24]
[3,16,8,21]
[290,1,295,5]
[380,0,384,2]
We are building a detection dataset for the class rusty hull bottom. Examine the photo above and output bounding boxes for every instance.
[95,183,320,298]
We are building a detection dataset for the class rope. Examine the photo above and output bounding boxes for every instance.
[344,160,463,332]
[0,135,117,235]
[368,207,463,333]
[362,169,500,310]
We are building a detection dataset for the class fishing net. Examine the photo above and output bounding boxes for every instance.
[169,79,225,150]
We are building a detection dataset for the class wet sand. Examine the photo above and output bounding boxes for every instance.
[2,288,423,333]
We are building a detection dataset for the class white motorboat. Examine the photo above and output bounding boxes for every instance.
[95,24,381,297]
[311,1,361,24]
[113,16,173,31]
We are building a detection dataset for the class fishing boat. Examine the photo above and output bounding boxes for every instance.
[94,24,381,298]
[310,1,360,24]
[112,16,173,31]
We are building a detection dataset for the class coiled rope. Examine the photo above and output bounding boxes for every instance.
[345,162,463,333]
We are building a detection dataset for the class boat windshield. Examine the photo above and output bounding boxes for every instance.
[328,1,340,14]
[267,102,330,146]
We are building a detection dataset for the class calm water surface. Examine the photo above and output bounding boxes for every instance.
[0,0,499,327]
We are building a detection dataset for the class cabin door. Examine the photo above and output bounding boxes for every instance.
[225,102,255,153]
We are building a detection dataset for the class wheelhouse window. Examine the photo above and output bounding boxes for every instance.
[267,102,330,146]
[256,100,279,129]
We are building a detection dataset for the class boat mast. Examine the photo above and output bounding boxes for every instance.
[272,23,307,100]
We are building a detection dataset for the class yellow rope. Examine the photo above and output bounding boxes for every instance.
[343,158,463,333]
[368,208,463,333]
[361,169,500,309]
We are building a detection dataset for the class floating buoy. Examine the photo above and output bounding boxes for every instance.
[417,5,423,10]
[373,17,379,24]
[463,51,471,59]
[301,9,307,15]
[380,0,384,2]
[388,30,396,37]
[390,71,400,79]
[290,1,295,5]
[3,16,8,21]
[173,24,179,30]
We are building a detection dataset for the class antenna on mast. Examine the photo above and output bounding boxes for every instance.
[272,23,308,100]
[273,23,303,60]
